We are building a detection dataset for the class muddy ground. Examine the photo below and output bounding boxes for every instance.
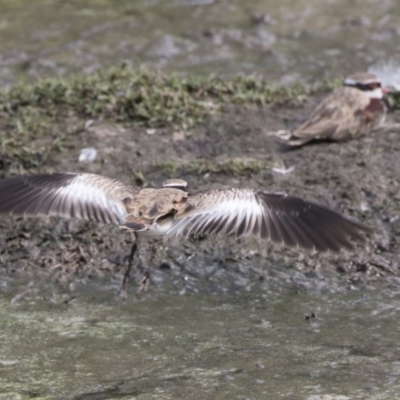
[0,86,399,300]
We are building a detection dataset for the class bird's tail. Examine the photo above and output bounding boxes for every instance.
[273,130,312,148]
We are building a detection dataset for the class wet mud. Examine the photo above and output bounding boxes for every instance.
[0,99,399,297]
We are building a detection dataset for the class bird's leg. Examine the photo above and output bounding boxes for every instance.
[120,232,139,299]
[137,238,152,294]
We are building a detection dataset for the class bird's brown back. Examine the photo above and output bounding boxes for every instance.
[124,187,189,227]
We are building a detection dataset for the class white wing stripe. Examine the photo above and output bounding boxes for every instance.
[55,180,126,224]
[165,191,264,237]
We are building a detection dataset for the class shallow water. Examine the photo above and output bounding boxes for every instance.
[0,285,400,399]
[1,0,400,85]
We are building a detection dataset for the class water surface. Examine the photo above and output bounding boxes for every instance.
[1,285,400,399]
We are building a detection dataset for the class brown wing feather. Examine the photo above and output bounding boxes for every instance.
[0,173,138,225]
[166,189,371,252]
[258,192,369,251]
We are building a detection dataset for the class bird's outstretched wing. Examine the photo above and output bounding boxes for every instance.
[0,173,138,225]
[166,188,371,252]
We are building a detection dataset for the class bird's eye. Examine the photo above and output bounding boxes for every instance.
[369,82,381,89]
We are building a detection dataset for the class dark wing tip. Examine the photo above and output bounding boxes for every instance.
[0,173,128,225]
[0,173,77,216]
[258,192,371,252]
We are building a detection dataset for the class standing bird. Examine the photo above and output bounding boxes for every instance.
[276,72,388,147]
[0,173,371,295]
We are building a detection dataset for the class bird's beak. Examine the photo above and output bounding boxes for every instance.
[382,87,390,95]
